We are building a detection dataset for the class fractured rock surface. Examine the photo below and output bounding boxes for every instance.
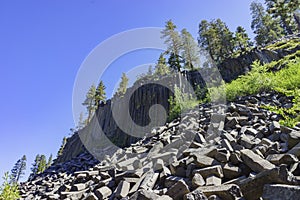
[19,92,300,199]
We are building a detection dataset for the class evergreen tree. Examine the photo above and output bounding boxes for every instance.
[214,19,235,61]
[155,54,170,76]
[250,1,284,46]
[117,73,129,96]
[198,20,217,61]
[10,155,26,183]
[180,28,200,70]
[95,81,106,108]
[234,26,253,54]
[46,154,52,168]
[37,155,47,174]
[161,20,182,72]
[198,19,234,63]
[265,0,299,34]
[29,154,40,179]
[57,137,67,158]
[82,84,96,123]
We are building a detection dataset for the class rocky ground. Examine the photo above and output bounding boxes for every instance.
[19,91,300,200]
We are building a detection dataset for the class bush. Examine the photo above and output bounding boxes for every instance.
[0,172,20,200]
[168,85,198,121]
[206,56,300,127]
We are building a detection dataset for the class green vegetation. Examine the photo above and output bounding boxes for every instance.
[0,156,26,199]
[10,155,26,184]
[168,85,198,121]
[209,51,300,127]
[82,84,97,123]
[154,54,170,76]
[161,20,182,72]
[265,0,299,35]
[57,137,67,158]
[250,1,284,46]
[95,81,107,108]
[266,37,300,51]
[29,154,53,179]
[83,81,107,125]
[117,73,129,96]
[0,172,20,200]
[198,19,236,63]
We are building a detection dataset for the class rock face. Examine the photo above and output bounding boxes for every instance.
[55,38,300,165]
[19,91,300,199]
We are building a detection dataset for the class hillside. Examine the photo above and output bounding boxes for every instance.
[17,36,300,199]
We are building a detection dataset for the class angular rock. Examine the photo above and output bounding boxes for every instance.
[214,149,230,163]
[166,179,190,200]
[269,121,281,133]
[115,180,130,198]
[139,171,159,190]
[239,166,292,200]
[192,173,205,188]
[223,163,242,179]
[288,131,300,149]
[193,155,219,168]
[94,186,112,199]
[206,175,221,186]
[196,184,242,200]
[240,149,276,173]
[193,165,224,179]
[239,134,254,149]
[71,183,86,191]
[288,142,300,158]
[266,153,298,165]
[184,189,208,200]
[129,189,160,200]
[262,184,300,200]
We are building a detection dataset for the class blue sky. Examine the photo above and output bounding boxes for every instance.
[0,0,264,182]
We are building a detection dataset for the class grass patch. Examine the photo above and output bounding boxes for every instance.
[208,56,300,127]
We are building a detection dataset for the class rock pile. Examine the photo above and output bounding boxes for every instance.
[19,92,300,199]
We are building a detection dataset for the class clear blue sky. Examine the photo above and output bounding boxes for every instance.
[0,0,264,182]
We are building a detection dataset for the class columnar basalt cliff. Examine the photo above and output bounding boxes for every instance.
[56,40,300,165]
[19,36,300,199]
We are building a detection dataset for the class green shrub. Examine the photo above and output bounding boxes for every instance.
[207,56,300,127]
[168,85,198,121]
[0,172,20,200]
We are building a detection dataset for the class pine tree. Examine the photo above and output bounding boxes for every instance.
[95,81,106,108]
[117,73,129,96]
[57,137,67,157]
[37,155,47,174]
[198,19,234,63]
[82,84,96,123]
[215,19,235,61]
[29,154,40,180]
[46,154,52,168]
[250,1,283,46]
[10,155,26,183]
[180,28,200,70]
[234,26,253,55]
[198,20,217,61]
[155,54,170,76]
[265,0,299,34]
[161,20,182,72]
